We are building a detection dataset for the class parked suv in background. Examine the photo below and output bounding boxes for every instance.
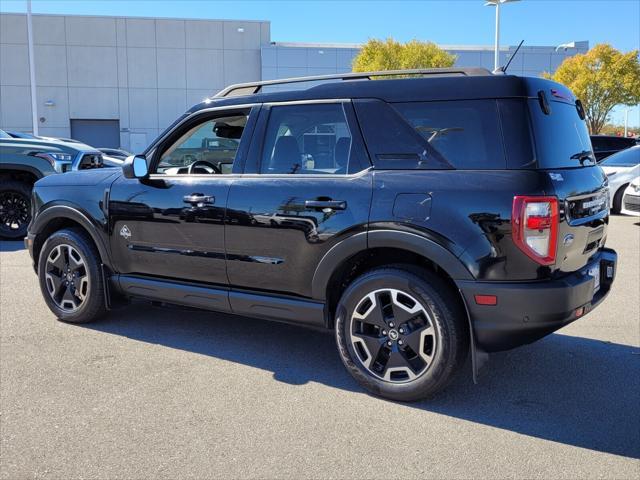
[26,69,617,401]
[0,130,104,239]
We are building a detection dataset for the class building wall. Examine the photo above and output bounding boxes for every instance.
[261,41,589,80]
[0,13,269,150]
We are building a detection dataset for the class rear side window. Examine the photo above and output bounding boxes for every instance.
[528,99,594,168]
[260,103,352,174]
[392,100,506,169]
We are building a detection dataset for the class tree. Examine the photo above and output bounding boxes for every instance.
[545,44,640,134]
[352,38,456,73]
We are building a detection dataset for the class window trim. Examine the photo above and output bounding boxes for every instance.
[147,104,260,177]
[246,99,371,177]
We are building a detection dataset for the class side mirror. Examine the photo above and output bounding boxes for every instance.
[122,155,149,179]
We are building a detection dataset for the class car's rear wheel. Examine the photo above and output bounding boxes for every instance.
[38,228,106,323]
[0,180,31,239]
[335,266,468,401]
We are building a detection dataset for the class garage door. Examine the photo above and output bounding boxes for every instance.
[70,119,120,148]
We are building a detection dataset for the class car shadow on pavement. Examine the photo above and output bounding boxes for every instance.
[84,303,640,459]
[0,240,25,252]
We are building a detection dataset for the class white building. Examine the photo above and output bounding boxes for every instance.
[0,13,588,151]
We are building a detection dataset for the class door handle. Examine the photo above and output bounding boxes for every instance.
[183,194,215,204]
[304,199,347,210]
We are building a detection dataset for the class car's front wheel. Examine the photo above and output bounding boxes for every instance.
[0,180,32,239]
[335,267,468,401]
[38,228,106,323]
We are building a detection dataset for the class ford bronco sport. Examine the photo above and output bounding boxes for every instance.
[26,69,617,401]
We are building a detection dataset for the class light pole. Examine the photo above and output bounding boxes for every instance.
[484,0,521,72]
[26,0,39,136]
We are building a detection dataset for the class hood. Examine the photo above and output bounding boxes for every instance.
[35,167,121,187]
[0,137,97,154]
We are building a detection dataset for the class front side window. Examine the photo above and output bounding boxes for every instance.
[261,103,352,174]
[155,112,249,175]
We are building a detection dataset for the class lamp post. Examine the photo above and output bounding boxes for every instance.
[26,0,39,136]
[484,0,521,72]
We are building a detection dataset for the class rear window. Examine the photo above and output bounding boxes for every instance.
[528,99,594,168]
[392,100,506,169]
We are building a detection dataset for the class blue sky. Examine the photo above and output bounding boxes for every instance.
[2,0,639,126]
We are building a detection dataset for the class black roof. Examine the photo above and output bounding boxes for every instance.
[186,70,568,114]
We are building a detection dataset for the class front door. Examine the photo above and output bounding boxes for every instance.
[109,106,258,285]
[225,101,373,299]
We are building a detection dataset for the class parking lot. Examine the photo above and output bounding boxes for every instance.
[0,215,638,479]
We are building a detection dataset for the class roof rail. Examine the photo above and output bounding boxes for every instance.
[214,67,492,98]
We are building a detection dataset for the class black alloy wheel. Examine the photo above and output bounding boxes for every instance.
[0,181,31,239]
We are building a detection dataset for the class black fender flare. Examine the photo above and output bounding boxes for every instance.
[30,204,112,268]
[311,229,474,301]
[0,163,45,180]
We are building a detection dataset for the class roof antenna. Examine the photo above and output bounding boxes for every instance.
[494,40,524,74]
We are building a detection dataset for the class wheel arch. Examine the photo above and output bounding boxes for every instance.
[31,205,111,270]
[312,229,474,303]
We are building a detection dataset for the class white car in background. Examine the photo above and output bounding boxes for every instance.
[600,145,640,213]
[620,178,640,216]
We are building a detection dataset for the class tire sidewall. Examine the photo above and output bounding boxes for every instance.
[38,229,103,323]
[335,269,460,401]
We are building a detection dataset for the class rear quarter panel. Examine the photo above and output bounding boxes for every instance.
[370,170,554,281]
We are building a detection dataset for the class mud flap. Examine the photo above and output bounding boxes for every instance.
[458,289,489,383]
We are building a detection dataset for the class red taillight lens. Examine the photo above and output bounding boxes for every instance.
[512,196,559,266]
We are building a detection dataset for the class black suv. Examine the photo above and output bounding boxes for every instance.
[26,69,617,401]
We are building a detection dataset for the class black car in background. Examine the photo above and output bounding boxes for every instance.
[26,69,617,401]
[591,134,638,161]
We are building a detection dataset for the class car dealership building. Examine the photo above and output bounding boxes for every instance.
[0,13,589,151]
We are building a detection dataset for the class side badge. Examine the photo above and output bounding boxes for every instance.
[120,225,132,240]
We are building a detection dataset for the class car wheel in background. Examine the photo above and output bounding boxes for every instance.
[0,180,32,239]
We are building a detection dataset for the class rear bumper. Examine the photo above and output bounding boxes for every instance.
[457,248,617,352]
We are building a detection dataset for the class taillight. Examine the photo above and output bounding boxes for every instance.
[512,196,559,265]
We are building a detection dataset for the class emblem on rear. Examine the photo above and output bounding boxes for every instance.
[120,225,131,240]
[563,234,575,246]
[549,173,564,181]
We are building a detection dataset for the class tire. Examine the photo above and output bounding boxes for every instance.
[37,228,106,323]
[0,180,32,239]
[612,184,628,214]
[335,266,468,402]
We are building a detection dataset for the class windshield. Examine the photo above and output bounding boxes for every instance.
[0,129,10,139]
[601,146,640,167]
[529,99,595,169]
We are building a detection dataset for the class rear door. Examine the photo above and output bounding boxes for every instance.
[225,100,372,298]
[109,106,258,285]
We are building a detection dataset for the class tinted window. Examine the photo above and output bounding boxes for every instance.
[528,100,594,168]
[498,99,536,169]
[601,146,640,167]
[156,112,248,175]
[393,100,506,169]
[261,103,352,174]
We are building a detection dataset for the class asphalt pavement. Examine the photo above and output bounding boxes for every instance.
[1,215,638,479]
